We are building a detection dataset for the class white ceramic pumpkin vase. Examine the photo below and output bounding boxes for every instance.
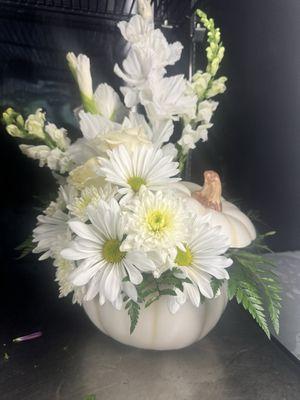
[83,171,256,350]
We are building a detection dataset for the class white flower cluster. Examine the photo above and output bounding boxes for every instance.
[15,3,231,312]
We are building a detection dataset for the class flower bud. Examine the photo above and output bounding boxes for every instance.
[137,0,153,23]
[45,123,70,151]
[16,115,25,127]
[206,77,227,98]
[25,109,46,140]
[191,71,211,99]
[2,108,18,125]
[66,52,97,113]
[6,124,25,138]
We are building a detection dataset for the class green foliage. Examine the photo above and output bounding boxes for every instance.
[15,235,35,260]
[83,395,96,400]
[125,268,192,334]
[227,232,281,338]
[210,277,225,297]
[125,300,140,335]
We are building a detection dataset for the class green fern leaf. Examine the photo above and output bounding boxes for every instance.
[126,300,140,334]
[15,235,35,259]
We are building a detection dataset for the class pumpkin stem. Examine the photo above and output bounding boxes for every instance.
[192,170,222,212]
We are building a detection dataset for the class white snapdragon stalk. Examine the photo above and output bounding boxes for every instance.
[19,144,73,173]
[3,108,26,138]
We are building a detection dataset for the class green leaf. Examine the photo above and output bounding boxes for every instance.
[159,288,177,296]
[15,235,35,259]
[235,280,270,338]
[210,277,224,297]
[126,300,140,334]
[83,395,96,400]
[227,232,281,337]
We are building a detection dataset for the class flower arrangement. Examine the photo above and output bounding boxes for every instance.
[2,2,281,343]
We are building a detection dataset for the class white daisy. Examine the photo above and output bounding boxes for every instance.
[53,256,76,298]
[33,209,71,260]
[99,144,180,203]
[61,198,155,307]
[168,215,232,313]
[68,183,118,221]
[32,184,77,260]
[121,189,188,264]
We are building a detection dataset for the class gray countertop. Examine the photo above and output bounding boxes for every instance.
[1,298,300,400]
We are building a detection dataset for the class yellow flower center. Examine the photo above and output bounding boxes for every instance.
[102,239,125,264]
[175,246,193,267]
[147,210,170,233]
[127,176,146,192]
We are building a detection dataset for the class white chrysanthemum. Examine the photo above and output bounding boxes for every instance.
[33,210,71,260]
[168,215,232,313]
[121,189,188,264]
[99,145,180,203]
[53,256,76,297]
[68,183,117,221]
[45,184,77,216]
[61,199,156,308]
[33,184,76,260]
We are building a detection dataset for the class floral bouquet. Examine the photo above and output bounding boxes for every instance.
[2,2,281,350]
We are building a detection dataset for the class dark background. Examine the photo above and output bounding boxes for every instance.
[0,0,299,316]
